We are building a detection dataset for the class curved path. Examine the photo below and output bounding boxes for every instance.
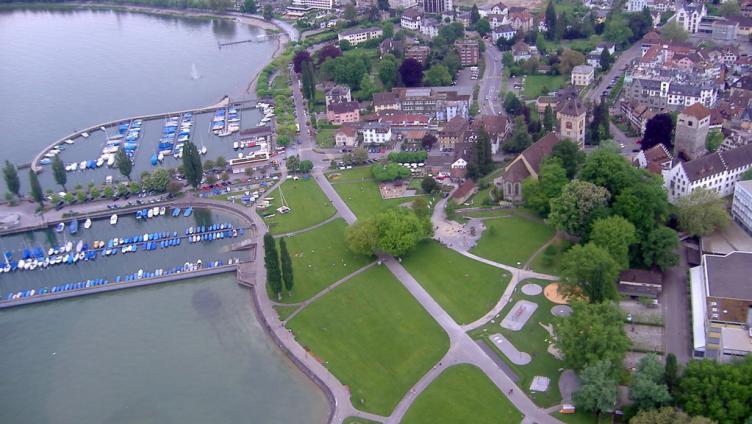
[272,213,340,239]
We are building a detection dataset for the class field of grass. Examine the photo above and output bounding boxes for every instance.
[402,364,523,424]
[342,418,380,424]
[523,75,566,99]
[262,178,336,235]
[315,128,337,147]
[471,213,555,266]
[402,241,511,324]
[469,279,564,407]
[286,266,450,416]
[327,166,373,182]
[275,219,372,303]
[274,305,299,321]
[555,412,605,423]
[529,238,570,276]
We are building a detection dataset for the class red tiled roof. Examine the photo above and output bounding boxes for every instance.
[682,102,711,120]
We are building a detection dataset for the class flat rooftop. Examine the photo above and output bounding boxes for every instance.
[706,251,752,300]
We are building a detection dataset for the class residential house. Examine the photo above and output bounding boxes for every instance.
[487,13,507,29]
[633,143,673,174]
[455,39,480,67]
[338,27,384,46]
[372,92,401,113]
[401,8,423,30]
[360,122,392,144]
[492,25,516,42]
[379,38,403,58]
[335,124,359,147]
[698,16,739,41]
[420,18,440,38]
[471,114,511,154]
[674,2,707,33]
[512,41,533,62]
[482,1,509,17]
[450,157,468,179]
[625,0,646,13]
[325,85,352,107]
[494,132,562,202]
[732,180,752,234]
[290,0,334,10]
[689,251,752,361]
[405,45,431,65]
[620,100,656,134]
[452,179,477,202]
[536,96,558,113]
[571,65,595,86]
[618,269,664,298]
[326,101,360,125]
[378,112,430,127]
[508,9,533,32]
[438,116,470,150]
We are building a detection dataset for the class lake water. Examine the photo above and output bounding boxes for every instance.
[0,8,328,423]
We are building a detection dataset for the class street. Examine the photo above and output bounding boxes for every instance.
[480,40,505,116]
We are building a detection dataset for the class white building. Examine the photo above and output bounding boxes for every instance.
[480,2,509,17]
[662,143,752,202]
[492,25,516,42]
[674,2,707,33]
[420,18,440,38]
[291,0,334,10]
[400,9,423,31]
[571,65,595,86]
[338,27,384,46]
[625,0,647,12]
[360,123,392,144]
[732,180,752,234]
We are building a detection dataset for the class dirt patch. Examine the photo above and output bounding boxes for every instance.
[379,182,415,199]
[625,324,663,352]
[543,282,569,304]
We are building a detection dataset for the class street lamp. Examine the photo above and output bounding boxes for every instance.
[516,261,521,285]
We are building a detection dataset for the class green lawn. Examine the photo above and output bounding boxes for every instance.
[471,213,555,266]
[275,219,372,304]
[286,266,450,416]
[462,209,513,219]
[315,128,337,147]
[402,364,523,424]
[327,166,373,182]
[274,305,300,321]
[464,185,495,208]
[529,238,570,276]
[469,279,565,407]
[342,418,380,424]
[402,241,511,324]
[262,178,337,235]
[523,75,566,99]
[554,412,606,424]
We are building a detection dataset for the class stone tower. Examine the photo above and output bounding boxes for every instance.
[675,102,711,160]
[556,94,586,147]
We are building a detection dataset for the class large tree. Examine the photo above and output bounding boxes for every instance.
[547,180,610,238]
[51,155,67,191]
[115,148,132,181]
[301,59,316,103]
[579,148,640,200]
[345,218,380,256]
[677,356,752,423]
[523,159,568,217]
[544,0,558,40]
[630,407,716,424]
[641,225,679,271]
[377,0,389,11]
[573,360,619,415]
[3,160,20,199]
[29,170,44,207]
[599,48,614,71]
[474,127,494,176]
[554,301,630,371]
[660,21,689,43]
[629,353,672,412]
[182,141,204,189]
[543,104,555,132]
[262,4,273,20]
[378,54,398,90]
[557,49,586,75]
[675,188,730,237]
[475,18,491,36]
[279,237,294,295]
[706,130,723,153]
[375,207,430,257]
[502,116,532,153]
[603,13,633,47]
[560,242,620,303]
[242,0,257,14]
[719,0,741,17]
[664,352,679,395]
[470,4,480,25]
[399,58,423,87]
[551,140,585,179]
[423,64,452,86]
[317,44,342,65]
[612,177,669,233]
[264,233,282,298]
[642,113,675,152]
[589,216,636,269]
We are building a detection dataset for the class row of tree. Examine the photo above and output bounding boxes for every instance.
[263,233,294,299]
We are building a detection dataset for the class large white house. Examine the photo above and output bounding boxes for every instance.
[360,123,392,144]
[674,2,707,33]
[338,27,384,46]
[662,143,752,202]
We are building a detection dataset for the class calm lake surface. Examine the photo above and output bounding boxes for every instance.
[0,8,328,423]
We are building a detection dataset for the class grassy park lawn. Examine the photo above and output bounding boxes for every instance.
[402,364,523,424]
[262,178,336,235]
[276,219,372,304]
[529,239,569,276]
[286,266,450,416]
[326,166,373,182]
[554,412,605,423]
[471,213,555,266]
[523,75,566,99]
[468,279,564,407]
[315,128,337,147]
[274,305,299,321]
[402,241,511,324]
[342,418,380,424]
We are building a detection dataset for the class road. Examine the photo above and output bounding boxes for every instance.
[661,245,691,363]
[585,41,642,104]
[480,40,505,115]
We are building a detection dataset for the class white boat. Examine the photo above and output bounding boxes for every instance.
[76,240,84,253]
[152,206,160,216]
[217,129,232,137]
[159,207,166,216]
[65,139,74,144]
[137,269,144,279]
[65,241,73,252]
[233,141,239,150]
[147,209,154,218]
[81,132,89,138]
[84,218,92,229]
[107,156,115,167]
[96,158,104,167]
[79,161,87,170]
[143,233,149,241]
[110,214,118,225]
[158,152,164,162]
[201,146,207,155]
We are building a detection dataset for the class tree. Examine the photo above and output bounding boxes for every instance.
[547,180,610,238]
[706,130,723,153]
[677,356,752,423]
[502,116,532,153]
[399,58,423,87]
[629,353,672,411]
[443,51,462,78]
[719,0,741,17]
[242,0,257,14]
[3,160,20,199]
[423,64,451,87]
[317,44,342,65]
[557,49,586,74]
[375,207,430,257]
[470,4,480,25]
[543,104,555,132]
[262,4,273,21]
[660,21,689,43]
[476,18,491,36]
[503,92,524,116]
[612,178,670,233]
[377,0,389,11]
[675,188,730,237]
[345,218,379,256]
[115,148,132,181]
[599,47,613,70]
[560,242,620,302]
[545,0,558,40]
[603,13,633,47]
[579,148,640,199]
[642,113,675,152]
[372,163,410,181]
[421,133,437,150]
[286,155,300,172]
[630,407,716,424]
[573,360,619,415]
[182,141,204,189]
[148,168,171,192]
[383,21,394,39]
[301,59,316,103]
[299,160,313,173]
[641,225,679,270]
[339,39,352,51]
[352,147,369,164]
[292,50,311,74]
[523,159,568,216]
[279,237,294,294]
[29,170,44,207]
[590,216,636,269]
[378,55,398,90]
[551,140,585,179]
[664,352,679,395]
[263,233,282,298]
[555,301,630,371]
[474,127,494,176]
[588,101,610,146]
[421,176,439,194]
[51,155,67,191]
[343,4,357,21]
[215,156,227,169]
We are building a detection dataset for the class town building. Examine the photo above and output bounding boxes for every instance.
[420,18,440,38]
[454,39,480,67]
[335,124,359,147]
[471,114,511,154]
[556,94,586,147]
[732,180,752,234]
[401,8,423,30]
[674,2,707,33]
[372,92,401,113]
[338,27,384,46]
[438,116,470,150]
[617,269,664,298]
[512,41,533,62]
[359,122,392,144]
[423,0,452,14]
[633,143,673,174]
[480,2,509,17]
[290,0,334,10]
[675,102,711,160]
[571,65,595,87]
[326,101,360,125]
[698,16,739,41]
[491,25,516,42]
[625,0,646,13]
[379,38,403,58]
[494,132,561,202]
[394,0,419,8]
[662,143,752,202]
[620,100,656,134]
[325,85,352,108]
[689,251,752,361]
[387,87,470,121]
[508,8,534,32]
[404,45,431,65]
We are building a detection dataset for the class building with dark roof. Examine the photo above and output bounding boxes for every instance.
[634,143,673,174]
[618,269,664,298]
[326,101,360,125]
[325,85,352,108]
[471,114,511,154]
[556,94,586,147]
[493,132,561,202]
[676,102,711,160]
